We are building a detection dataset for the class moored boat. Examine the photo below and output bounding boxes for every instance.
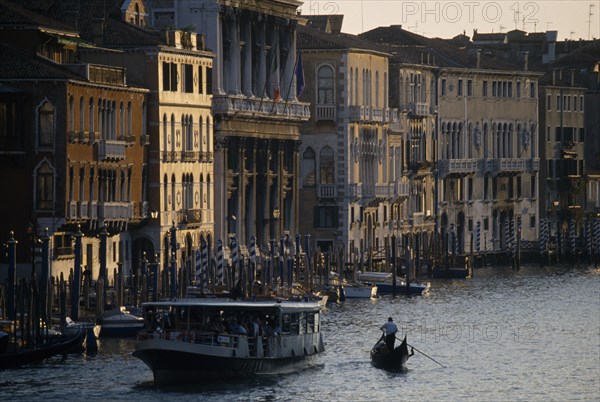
[370,334,413,372]
[133,297,325,385]
[342,284,378,299]
[0,329,85,369]
[357,272,430,295]
[98,306,145,337]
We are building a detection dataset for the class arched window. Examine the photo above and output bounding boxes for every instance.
[206,174,211,210]
[302,147,316,187]
[38,100,54,147]
[375,71,380,108]
[68,96,75,133]
[319,146,334,184]
[89,98,94,134]
[206,116,211,153]
[170,113,176,154]
[79,97,85,133]
[163,174,168,211]
[127,101,132,136]
[317,65,334,104]
[35,160,54,210]
[171,173,176,211]
[162,114,168,154]
[120,102,125,138]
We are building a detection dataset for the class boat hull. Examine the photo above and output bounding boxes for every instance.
[0,331,85,369]
[373,282,429,295]
[370,336,410,372]
[342,286,377,299]
[134,339,321,385]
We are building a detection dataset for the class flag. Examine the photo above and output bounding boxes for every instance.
[296,51,305,97]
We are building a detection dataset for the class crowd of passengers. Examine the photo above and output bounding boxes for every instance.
[203,313,281,337]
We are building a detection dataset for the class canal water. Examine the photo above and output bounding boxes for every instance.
[1,264,599,401]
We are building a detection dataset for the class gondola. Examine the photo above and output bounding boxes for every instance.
[370,334,413,372]
[0,330,85,369]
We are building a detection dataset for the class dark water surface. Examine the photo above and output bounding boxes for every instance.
[2,264,599,401]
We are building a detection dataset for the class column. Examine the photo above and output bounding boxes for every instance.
[228,11,241,95]
[282,23,296,100]
[254,15,267,97]
[241,16,253,96]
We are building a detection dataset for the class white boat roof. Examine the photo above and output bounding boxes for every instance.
[141,298,322,313]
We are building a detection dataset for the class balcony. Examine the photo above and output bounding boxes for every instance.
[78,201,89,219]
[97,139,126,161]
[181,150,199,162]
[212,94,310,122]
[88,201,98,220]
[177,209,202,224]
[438,159,479,177]
[315,104,336,121]
[68,201,78,218]
[395,180,410,199]
[485,158,528,176]
[318,184,336,198]
[97,202,133,221]
[406,102,430,116]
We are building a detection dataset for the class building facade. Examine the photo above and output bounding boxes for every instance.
[147,0,310,257]
[0,1,148,280]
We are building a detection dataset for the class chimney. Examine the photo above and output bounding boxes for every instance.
[476,49,481,69]
[523,51,529,71]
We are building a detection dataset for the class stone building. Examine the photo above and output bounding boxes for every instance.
[363,25,542,260]
[76,2,215,285]
[297,18,411,267]
[146,0,310,254]
[0,1,148,280]
[539,69,587,249]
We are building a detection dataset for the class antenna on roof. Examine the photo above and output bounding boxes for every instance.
[587,3,596,40]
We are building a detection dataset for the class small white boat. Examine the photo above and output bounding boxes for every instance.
[342,284,378,299]
[357,271,430,295]
[98,306,145,337]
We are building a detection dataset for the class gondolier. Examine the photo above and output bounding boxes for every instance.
[380,317,398,350]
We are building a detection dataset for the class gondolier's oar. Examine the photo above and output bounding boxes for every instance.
[397,337,446,368]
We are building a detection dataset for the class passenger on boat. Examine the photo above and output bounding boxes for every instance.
[380,317,398,350]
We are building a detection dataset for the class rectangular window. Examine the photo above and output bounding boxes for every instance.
[580,95,584,111]
[468,177,473,199]
[530,215,536,229]
[557,95,561,111]
[529,82,536,98]
[198,65,204,94]
[531,175,536,198]
[162,61,170,91]
[183,64,193,93]
[467,79,473,96]
[482,81,488,96]
[564,95,569,111]
[441,79,446,96]
[206,67,213,94]
[484,217,489,231]
[314,206,338,228]
[516,176,522,198]
[516,81,521,97]
[573,95,577,111]
[547,94,551,111]
[508,82,512,97]
[492,81,497,97]
[547,126,551,141]
[170,62,177,91]
[468,219,473,232]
